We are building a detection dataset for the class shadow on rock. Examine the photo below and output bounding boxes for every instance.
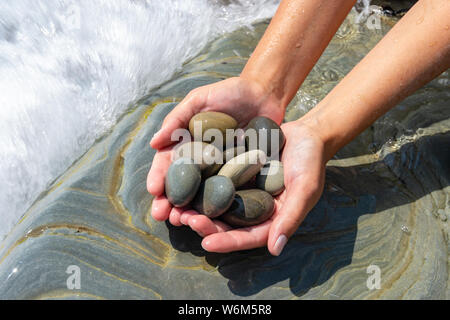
[165,131,449,297]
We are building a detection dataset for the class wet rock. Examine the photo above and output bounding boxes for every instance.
[221,189,275,227]
[165,158,201,207]
[0,14,448,300]
[173,141,223,177]
[255,160,285,196]
[202,163,224,179]
[245,116,285,158]
[188,111,237,147]
[218,150,266,188]
[192,176,235,218]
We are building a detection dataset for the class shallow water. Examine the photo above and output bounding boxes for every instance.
[0,0,280,241]
[0,2,448,299]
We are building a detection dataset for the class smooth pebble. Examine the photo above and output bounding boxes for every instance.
[192,175,235,218]
[217,150,266,188]
[245,116,285,157]
[221,189,275,227]
[189,111,237,147]
[255,160,285,195]
[173,141,223,177]
[165,158,201,207]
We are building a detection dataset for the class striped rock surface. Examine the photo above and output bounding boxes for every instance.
[0,11,448,299]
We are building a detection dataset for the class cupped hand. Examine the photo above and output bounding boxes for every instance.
[147,76,284,224]
[174,121,327,256]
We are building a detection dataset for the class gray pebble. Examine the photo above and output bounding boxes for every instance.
[221,189,275,227]
[165,158,201,207]
[192,176,235,218]
[173,141,223,177]
[245,116,285,158]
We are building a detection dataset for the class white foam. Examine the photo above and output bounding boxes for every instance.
[0,0,280,240]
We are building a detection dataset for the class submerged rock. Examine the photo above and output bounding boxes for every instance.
[0,12,448,300]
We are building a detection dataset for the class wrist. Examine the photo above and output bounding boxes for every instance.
[295,105,344,162]
[238,74,286,116]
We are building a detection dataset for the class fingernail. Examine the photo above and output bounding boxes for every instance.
[201,239,210,251]
[151,129,162,142]
[197,231,205,238]
[273,234,287,256]
[180,214,189,225]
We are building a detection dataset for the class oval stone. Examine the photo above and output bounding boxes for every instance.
[173,141,223,177]
[221,189,275,227]
[255,160,285,196]
[164,158,201,207]
[217,150,266,188]
[192,176,235,218]
[245,116,285,157]
[202,163,223,179]
[189,111,238,147]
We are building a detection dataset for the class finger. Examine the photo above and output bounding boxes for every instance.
[188,215,231,238]
[147,147,173,196]
[169,207,184,227]
[150,90,206,149]
[180,210,198,225]
[201,220,271,253]
[151,195,172,222]
[267,179,322,256]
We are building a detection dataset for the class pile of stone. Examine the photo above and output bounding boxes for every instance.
[164,111,285,227]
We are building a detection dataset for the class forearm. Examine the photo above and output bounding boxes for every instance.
[301,0,450,160]
[241,0,357,109]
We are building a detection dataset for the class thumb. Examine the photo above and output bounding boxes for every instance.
[150,90,206,149]
[267,179,322,256]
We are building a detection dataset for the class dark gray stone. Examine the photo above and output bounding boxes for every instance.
[192,176,235,218]
[221,189,275,227]
[245,116,285,158]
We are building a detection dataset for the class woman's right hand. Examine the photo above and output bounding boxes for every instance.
[147,76,285,225]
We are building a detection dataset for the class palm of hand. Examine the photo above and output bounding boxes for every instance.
[147,76,283,216]
[185,77,285,127]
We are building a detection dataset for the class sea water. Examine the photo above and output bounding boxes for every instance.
[0,0,379,242]
[0,0,282,241]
